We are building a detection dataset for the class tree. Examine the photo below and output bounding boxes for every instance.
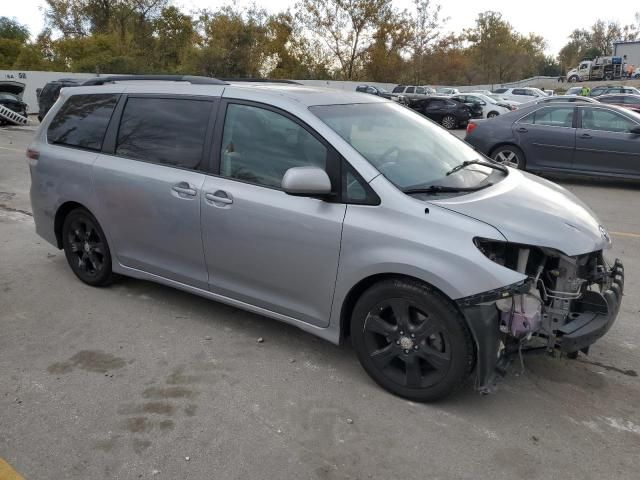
[0,17,30,42]
[0,17,31,69]
[408,0,445,84]
[296,0,394,80]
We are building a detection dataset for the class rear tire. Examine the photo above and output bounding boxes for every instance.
[350,278,475,402]
[487,111,499,118]
[62,208,114,287]
[441,115,456,130]
[492,145,525,169]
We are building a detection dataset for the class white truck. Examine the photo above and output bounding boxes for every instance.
[567,56,623,82]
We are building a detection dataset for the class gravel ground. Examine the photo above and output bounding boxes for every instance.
[1,125,639,480]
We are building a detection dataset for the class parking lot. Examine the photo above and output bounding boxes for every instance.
[1,124,639,479]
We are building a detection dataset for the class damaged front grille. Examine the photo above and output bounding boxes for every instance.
[473,238,624,353]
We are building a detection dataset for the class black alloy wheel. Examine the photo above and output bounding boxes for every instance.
[62,208,113,286]
[351,279,474,402]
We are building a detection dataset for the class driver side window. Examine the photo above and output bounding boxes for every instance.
[220,104,328,188]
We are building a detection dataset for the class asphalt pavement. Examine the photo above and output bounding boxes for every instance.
[1,124,639,480]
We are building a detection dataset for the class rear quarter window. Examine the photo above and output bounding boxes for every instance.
[115,97,211,169]
[47,94,119,151]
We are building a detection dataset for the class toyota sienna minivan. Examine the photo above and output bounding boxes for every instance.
[28,76,624,401]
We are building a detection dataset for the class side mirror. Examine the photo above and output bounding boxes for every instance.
[630,126,640,135]
[282,166,332,197]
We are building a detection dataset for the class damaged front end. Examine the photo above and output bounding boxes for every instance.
[459,238,624,393]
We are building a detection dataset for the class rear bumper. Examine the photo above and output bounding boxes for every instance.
[557,259,624,352]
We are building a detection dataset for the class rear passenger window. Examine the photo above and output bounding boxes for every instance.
[519,107,574,127]
[116,97,211,169]
[47,94,119,151]
[406,87,415,93]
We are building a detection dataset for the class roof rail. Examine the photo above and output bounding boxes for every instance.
[81,75,228,86]
[221,78,301,85]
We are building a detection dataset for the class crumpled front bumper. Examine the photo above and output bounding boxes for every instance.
[557,259,624,353]
[458,259,624,392]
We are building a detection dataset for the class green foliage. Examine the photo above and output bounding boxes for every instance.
[7,2,631,85]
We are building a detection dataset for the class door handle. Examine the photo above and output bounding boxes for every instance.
[171,182,197,196]
[580,133,592,139]
[516,127,528,133]
[205,191,233,205]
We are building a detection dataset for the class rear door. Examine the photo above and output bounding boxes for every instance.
[575,106,640,176]
[200,101,346,327]
[423,98,447,121]
[93,95,217,288]
[512,105,576,170]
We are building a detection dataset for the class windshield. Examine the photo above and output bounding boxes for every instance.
[310,102,500,191]
[0,93,20,101]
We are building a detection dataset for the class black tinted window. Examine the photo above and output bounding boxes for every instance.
[116,97,210,169]
[513,89,527,95]
[406,87,415,93]
[392,86,404,93]
[429,99,445,107]
[47,94,119,151]
[494,88,507,94]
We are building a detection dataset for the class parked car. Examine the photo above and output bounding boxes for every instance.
[356,84,408,104]
[410,96,474,129]
[0,81,28,124]
[392,85,434,103]
[597,94,640,113]
[465,102,640,179]
[492,87,547,103]
[37,78,86,121]
[30,75,623,402]
[451,93,512,118]
[435,87,460,95]
[0,92,28,124]
[634,67,640,79]
[564,86,583,96]
[517,95,599,108]
[486,94,520,108]
[469,89,493,95]
[589,85,640,97]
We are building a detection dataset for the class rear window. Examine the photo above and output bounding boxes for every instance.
[115,97,211,169]
[47,94,119,151]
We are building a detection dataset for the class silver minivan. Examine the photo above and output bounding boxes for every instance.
[29,76,624,401]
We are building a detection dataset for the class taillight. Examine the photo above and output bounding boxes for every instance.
[26,148,39,160]
[466,122,477,135]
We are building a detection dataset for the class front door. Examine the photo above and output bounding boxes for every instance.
[512,105,576,170]
[574,106,640,175]
[93,95,216,289]
[201,102,346,327]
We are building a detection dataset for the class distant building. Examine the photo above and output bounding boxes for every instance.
[613,40,640,68]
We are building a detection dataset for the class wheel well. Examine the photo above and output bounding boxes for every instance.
[340,273,453,342]
[54,201,85,248]
[488,110,499,116]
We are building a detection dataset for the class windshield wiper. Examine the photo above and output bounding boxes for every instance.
[402,183,493,195]
[445,159,507,176]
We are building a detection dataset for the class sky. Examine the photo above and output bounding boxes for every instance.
[4,0,639,56]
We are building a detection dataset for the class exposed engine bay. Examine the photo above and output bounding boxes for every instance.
[463,238,624,391]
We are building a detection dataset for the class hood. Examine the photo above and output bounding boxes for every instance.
[429,170,610,256]
[0,81,25,98]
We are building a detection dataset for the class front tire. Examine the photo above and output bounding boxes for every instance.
[568,76,579,83]
[492,145,525,169]
[351,279,475,402]
[441,115,456,130]
[62,208,113,287]
[487,111,499,118]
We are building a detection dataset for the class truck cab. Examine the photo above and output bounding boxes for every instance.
[567,57,623,82]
